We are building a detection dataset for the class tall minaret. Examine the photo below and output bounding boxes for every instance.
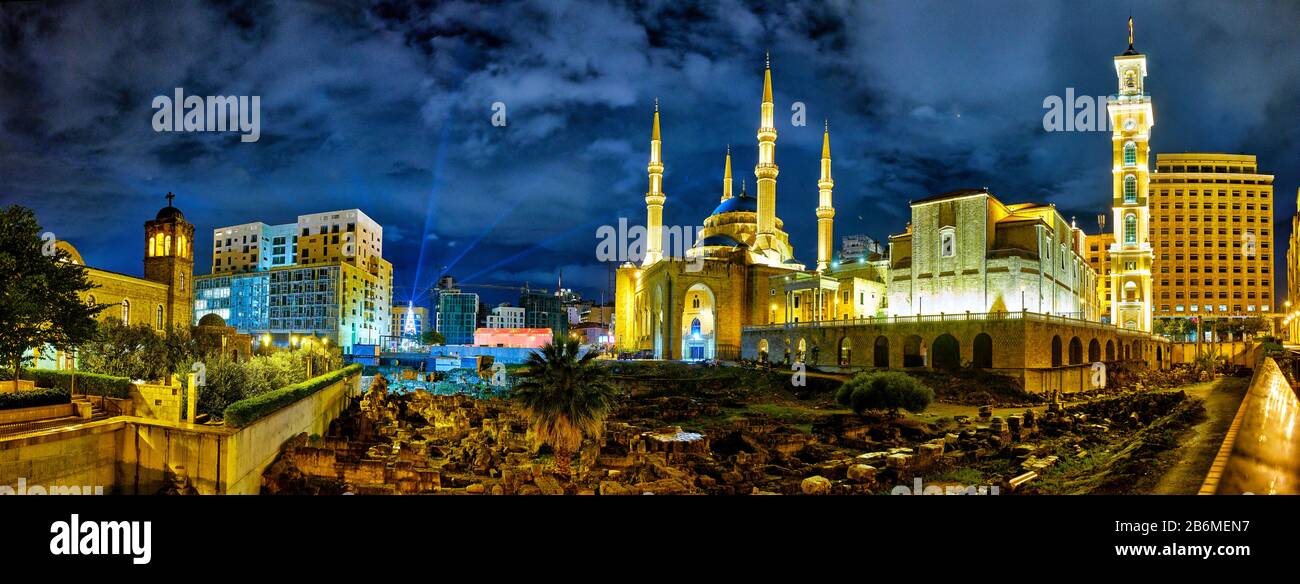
[752,53,779,255]
[816,121,835,272]
[1107,17,1155,332]
[643,99,665,266]
[721,145,733,202]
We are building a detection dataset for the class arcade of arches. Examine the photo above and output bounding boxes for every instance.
[742,316,1167,393]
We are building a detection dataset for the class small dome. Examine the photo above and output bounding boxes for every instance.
[155,192,185,222]
[710,193,758,216]
[197,313,226,327]
[696,234,744,248]
[156,206,185,222]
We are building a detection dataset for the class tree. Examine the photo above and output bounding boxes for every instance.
[513,337,619,480]
[78,318,176,381]
[0,206,104,391]
[836,371,934,415]
[421,330,445,346]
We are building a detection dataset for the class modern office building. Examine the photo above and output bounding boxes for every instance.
[520,289,568,335]
[194,208,392,352]
[485,305,525,329]
[437,289,480,345]
[1148,153,1275,319]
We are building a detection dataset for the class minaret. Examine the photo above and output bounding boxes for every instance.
[643,99,665,266]
[721,145,733,202]
[816,121,835,272]
[1107,16,1155,332]
[752,53,779,255]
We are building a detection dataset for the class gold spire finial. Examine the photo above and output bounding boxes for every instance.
[761,55,773,104]
[651,102,660,141]
[1128,15,1134,49]
[821,124,831,159]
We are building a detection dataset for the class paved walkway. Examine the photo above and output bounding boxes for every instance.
[1203,358,1300,495]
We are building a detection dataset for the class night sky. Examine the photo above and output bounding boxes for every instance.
[2,1,1298,309]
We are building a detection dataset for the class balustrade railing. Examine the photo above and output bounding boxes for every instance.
[744,310,1132,333]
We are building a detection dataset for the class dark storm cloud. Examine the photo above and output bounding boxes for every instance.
[1,0,1298,306]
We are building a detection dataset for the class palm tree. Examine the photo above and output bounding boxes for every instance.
[513,337,619,479]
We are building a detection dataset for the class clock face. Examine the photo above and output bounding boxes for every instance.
[1124,119,1137,131]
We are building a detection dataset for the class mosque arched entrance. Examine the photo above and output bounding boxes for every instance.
[680,283,716,360]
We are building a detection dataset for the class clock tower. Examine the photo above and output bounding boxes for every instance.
[1107,17,1155,332]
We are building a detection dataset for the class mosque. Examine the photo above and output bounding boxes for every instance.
[615,27,1164,385]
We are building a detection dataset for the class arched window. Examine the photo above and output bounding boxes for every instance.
[165,234,172,256]
[692,296,700,308]
[156,305,164,329]
[86,294,96,307]
[1123,175,1137,203]
[1123,142,1136,166]
[180,273,186,292]
[690,318,701,337]
[1124,213,1137,244]
[178,234,187,258]
[121,299,131,323]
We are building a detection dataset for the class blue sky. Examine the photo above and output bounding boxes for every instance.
[2,0,1298,307]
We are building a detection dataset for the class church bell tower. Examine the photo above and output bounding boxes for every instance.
[1107,17,1155,332]
[145,192,195,329]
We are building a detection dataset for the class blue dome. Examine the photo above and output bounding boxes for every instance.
[710,194,758,216]
[696,234,743,248]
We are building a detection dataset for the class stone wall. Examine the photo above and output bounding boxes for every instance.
[742,313,1168,392]
[132,382,182,423]
[0,371,361,495]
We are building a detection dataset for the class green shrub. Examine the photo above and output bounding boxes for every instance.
[837,371,934,414]
[0,387,70,409]
[223,364,361,427]
[1,368,132,399]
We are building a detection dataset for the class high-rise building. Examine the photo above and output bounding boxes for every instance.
[194,208,392,352]
[1105,24,1156,332]
[486,305,525,328]
[392,302,429,339]
[437,289,479,345]
[211,221,298,273]
[1149,153,1275,320]
[521,289,567,335]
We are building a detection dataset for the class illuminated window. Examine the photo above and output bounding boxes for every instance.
[1123,175,1137,203]
[121,299,131,323]
[1123,142,1136,166]
[939,227,955,258]
[156,305,164,329]
[1124,214,1137,244]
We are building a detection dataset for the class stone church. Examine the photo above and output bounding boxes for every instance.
[34,193,195,369]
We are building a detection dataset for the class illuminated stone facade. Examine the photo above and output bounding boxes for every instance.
[1106,37,1156,332]
[34,195,195,369]
[888,190,1099,320]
